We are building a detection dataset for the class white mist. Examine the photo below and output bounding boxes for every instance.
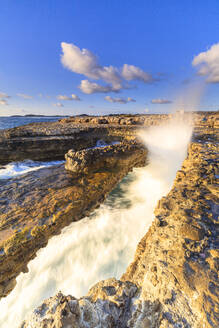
[0,117,193,327]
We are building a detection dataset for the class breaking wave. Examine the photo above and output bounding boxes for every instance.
[0,160,65,180]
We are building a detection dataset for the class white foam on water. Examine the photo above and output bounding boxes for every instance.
[0,139,120,181]
[0,160,65,180]
[0,117,193,327]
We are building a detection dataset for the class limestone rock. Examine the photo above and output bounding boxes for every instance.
[21,279,161,328]
[122,135,219,327]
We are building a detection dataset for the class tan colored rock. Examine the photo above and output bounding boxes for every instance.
[122,136,219,327]
[21,279,161,328]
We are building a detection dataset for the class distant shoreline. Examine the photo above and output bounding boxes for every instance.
[9,115,69,118]
[0,110,217,119]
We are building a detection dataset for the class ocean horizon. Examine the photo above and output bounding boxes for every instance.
[0,116,69,130]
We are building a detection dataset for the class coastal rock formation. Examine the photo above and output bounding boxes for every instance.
[21,115,218,327]
[0,112,217,164]
[0,142,147,298]
[65,141,146,175]
[21,279,142,328]
[122,137,219,327]
[0,126,116,165]
[0,114,166,164]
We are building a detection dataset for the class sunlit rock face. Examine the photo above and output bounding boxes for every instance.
[21,112,219,328]
[122,137,219,327]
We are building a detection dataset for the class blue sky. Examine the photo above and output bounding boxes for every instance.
[0,0,219,116]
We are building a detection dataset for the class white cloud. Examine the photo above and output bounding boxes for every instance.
[57,95,71,100]
[0,99,8,105]
[53,102,64,107]
[151,98,172,104]
[127,97,136,102]
[71,94,81,101]
[61,42,121,88]
[121,64,153,82]
[57,94,81,101]
[79,80,120,94]
[192,43,219,83]
[61,42,156,93]
[61,42,99,78]
[17,93,33,99]
[0,92,10,98]
[105,96,136,104]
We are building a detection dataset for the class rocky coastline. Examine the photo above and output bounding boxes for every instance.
[0,114,161,164]
[22,112,218,328]
[0,111,218,327]
[0,112,215,165]
[0,140,147,298]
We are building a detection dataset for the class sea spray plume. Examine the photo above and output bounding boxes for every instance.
[0,115,193,327]
[138,115,193,187]
[172,48,208,113]
[173,81,205,113]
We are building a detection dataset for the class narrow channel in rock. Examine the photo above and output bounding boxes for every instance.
[0,117,193,327]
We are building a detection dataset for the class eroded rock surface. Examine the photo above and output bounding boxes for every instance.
[65,141,146,175]
[21,279,143,328]
[21,278,163,328]
[122,137,219,327]
[21,115,218,327]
